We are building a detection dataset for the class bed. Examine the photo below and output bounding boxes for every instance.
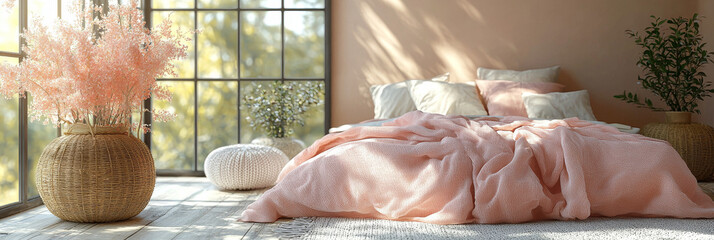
[240,67,714,224]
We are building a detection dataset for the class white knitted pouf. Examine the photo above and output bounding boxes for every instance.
[204,144,289,190]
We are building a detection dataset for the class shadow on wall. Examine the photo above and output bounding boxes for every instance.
[334,0,700,127]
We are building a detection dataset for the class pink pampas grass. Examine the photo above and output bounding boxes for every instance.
[0,1,191,134]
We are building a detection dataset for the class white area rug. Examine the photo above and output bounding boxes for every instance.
[274,217,714,240]
[271,183,714,239]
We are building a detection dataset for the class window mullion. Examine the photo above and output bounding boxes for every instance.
[237,7,242,144]
[192,0,198,171]
[280,0,285,81]
[142,0,152,151]
[18,0,29,205]
[324,0,331,133]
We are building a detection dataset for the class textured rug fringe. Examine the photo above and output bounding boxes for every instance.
[271,216,714,240]
[273,217,316,239]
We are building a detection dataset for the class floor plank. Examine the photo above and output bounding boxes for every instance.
[0,177,265,240]
[57,178,208,240]
[171,189,265,240]
[126,187,232,239]
[0,208,68,240]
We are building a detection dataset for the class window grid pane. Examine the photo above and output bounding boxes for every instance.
[285,0,325,9]
[284,11,325,78]
[27,95,57,199]
[240,11,282,78]
[147,1,328,172]
[0,97,20,207]
[197,81,239,170]
[0,3,19,53]
[199,0,239,9]
[240,0,281,9]
[152,0,194,9]
[28,0,59,28]
[153,11,196,79]
[152,82,196,170]
[198,11,239,78]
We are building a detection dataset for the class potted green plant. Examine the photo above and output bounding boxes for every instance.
[616,14,714,180]
[243,81,323,159]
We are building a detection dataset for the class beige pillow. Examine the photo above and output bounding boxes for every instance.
[405,80,487,116]
[522,90,596,121]
[370,73,449,119]
[477,66,560,83]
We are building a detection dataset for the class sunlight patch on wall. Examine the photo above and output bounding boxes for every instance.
[432,43,474,83]
[359,1,421,85]
[457,0,484,23]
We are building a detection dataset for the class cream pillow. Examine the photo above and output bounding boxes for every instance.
[405,80,487,116]
[522,90,596,121]
[370,73,449,119]
[477,66,560,83]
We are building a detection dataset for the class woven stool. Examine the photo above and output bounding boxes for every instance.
[204,144,289,190]
[641,123,714,181]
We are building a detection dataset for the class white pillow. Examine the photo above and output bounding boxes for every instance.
[477,66,560,83]
[370,73,449,119]
[522,90,596,121]
[405,80,487,116]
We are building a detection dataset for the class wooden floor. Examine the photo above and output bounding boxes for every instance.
[0,177,287,240]
[2,178,714,240]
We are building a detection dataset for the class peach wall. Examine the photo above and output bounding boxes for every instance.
[331,0,714,127]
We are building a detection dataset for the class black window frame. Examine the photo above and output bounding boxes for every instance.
[143,0,331,176]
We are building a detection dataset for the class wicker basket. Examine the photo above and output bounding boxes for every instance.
[36,124,155,223]
[641,112,714,181]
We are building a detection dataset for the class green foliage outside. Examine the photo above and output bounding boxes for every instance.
[616,14,714,113]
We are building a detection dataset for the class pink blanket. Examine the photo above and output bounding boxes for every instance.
[240,111,714,224]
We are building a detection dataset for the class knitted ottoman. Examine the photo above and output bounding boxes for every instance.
[204,144,289,190]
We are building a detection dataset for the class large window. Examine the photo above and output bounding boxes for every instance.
[147,0,330,173]
[0,0,328,217]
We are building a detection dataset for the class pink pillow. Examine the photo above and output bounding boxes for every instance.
[475,80,565,117]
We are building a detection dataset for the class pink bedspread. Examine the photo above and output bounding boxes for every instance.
[240,111,714,224]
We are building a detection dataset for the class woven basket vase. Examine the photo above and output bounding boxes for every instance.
[641,112,714,181]
[36,124,155,223]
